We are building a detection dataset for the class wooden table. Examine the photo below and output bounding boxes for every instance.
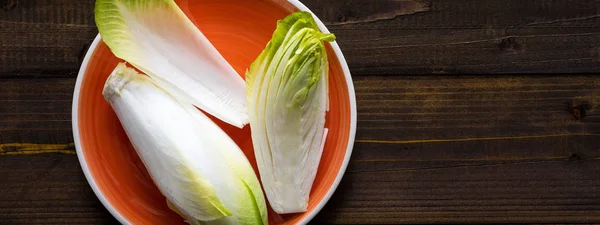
[1,0,600,224]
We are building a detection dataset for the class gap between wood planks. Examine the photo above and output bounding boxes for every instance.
[1,132,599,155]
[356,133,600,144]
[0,143,76,155]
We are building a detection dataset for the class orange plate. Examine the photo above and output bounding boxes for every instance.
[72,0,356,224]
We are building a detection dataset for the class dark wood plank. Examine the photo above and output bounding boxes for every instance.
[0,0,97,78]
[1,75,600,224]
[302,0,600,75]
[2,0,600,78]
[0,78,74,144]
[0,154,118,225]
[313,159,600,224]
[310,75,600,224]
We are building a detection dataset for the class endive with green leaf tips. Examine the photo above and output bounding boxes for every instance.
[95,0,248,128]
[103,63,267,225]
[246,12,336,214]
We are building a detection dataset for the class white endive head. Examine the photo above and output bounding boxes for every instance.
[246,12,335,214]
[95,0,248,128]
[103,63,267,225]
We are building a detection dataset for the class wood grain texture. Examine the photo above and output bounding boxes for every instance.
[2,75,600,224]
[1,0,600,224]
[311,75,600,224]
[0,154,118,225]
[1,0,600,77]
[0,0,97,78]
[0,79,74,144]
[304,0,600,75]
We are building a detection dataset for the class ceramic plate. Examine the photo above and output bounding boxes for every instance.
[72,0,356,224]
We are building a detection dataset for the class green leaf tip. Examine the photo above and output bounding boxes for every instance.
[246,11,335,101]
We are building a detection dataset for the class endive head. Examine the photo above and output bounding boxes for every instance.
[102,63,267,224]
[245,11,335,214]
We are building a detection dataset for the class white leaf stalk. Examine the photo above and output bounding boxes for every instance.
[95,0,248,128]
[246,12,336,214]
[103,63,267,225]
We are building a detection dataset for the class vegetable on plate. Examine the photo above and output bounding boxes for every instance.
[246,11,336,214]
[94,0,338,221]
[102,63,268,225]
[95,0,248,128]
